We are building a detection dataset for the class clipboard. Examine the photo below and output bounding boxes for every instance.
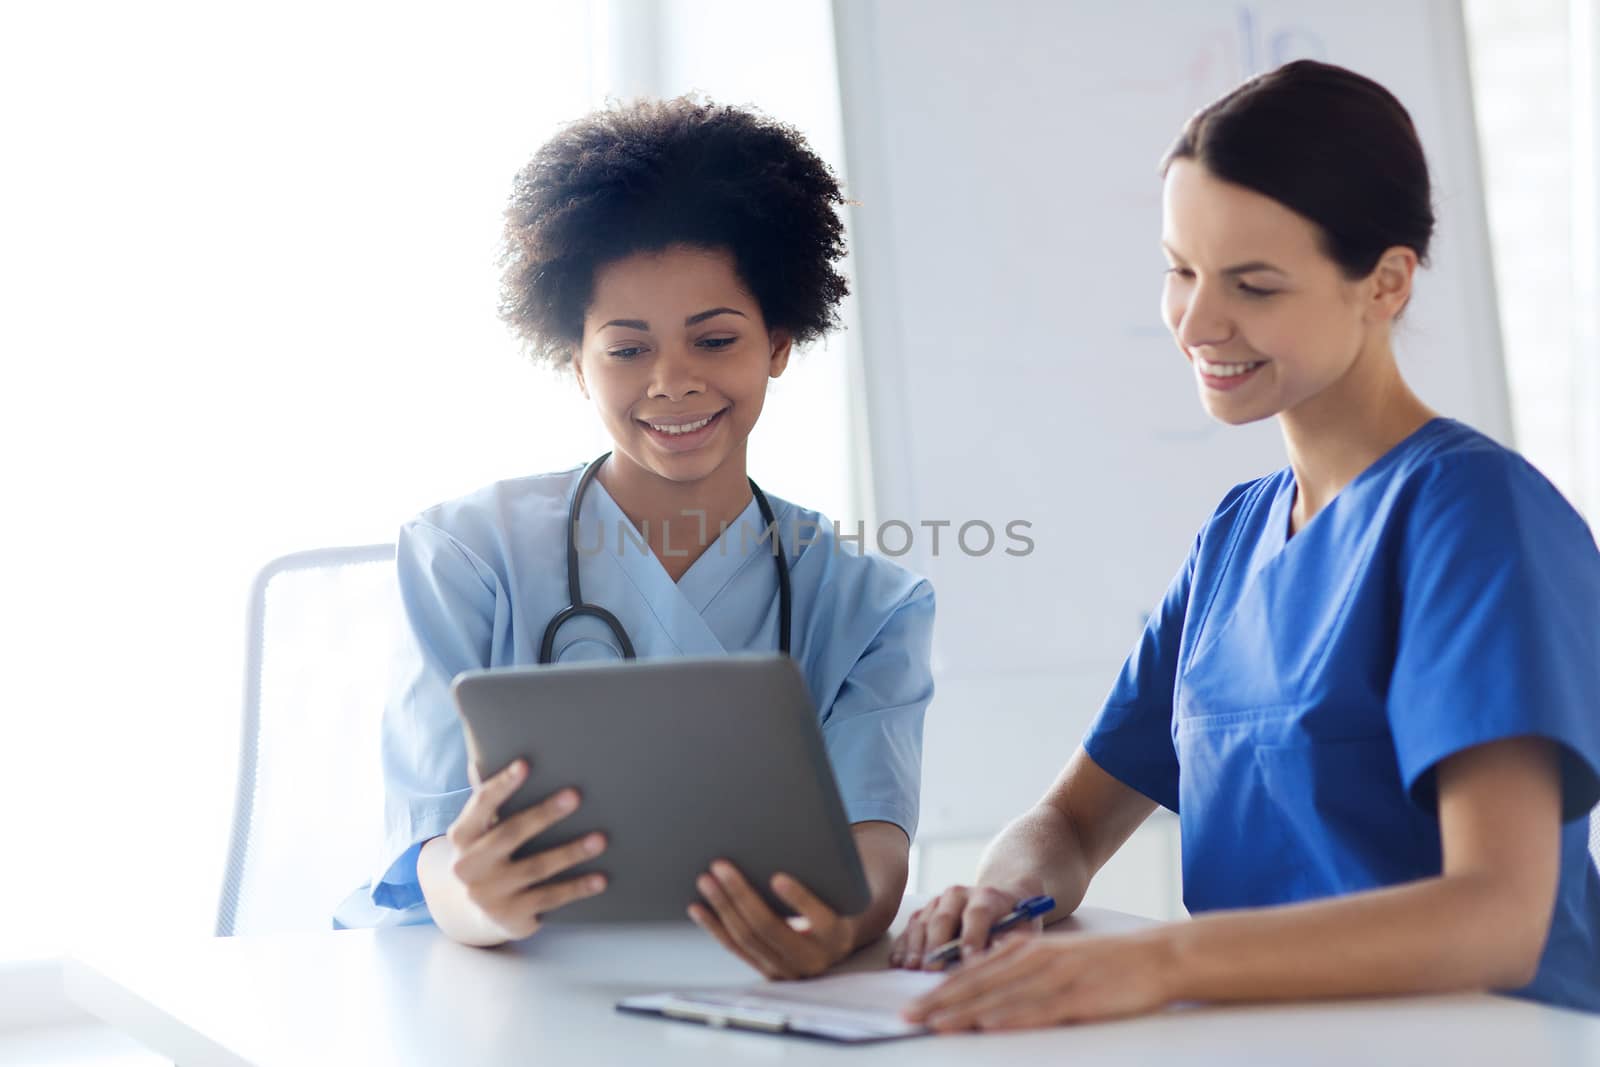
[616,970,944,1044]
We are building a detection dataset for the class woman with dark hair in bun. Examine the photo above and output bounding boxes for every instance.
[897,60,1599,1026]
[340,98,933,979]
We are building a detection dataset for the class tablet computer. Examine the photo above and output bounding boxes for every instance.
[450,654,871,923]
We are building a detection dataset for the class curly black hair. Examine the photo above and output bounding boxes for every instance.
[499,97,850,367]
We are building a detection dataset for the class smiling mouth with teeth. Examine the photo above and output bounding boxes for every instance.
[1196,357,1267,378]
[640,409,725,435]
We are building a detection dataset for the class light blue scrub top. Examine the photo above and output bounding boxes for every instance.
[1084,419,1600,1013]
[336,466,934,927]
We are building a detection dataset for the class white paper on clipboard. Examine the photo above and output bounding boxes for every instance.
[618,969,946,1043]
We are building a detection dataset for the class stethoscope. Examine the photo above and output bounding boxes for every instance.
[538,452,792,663]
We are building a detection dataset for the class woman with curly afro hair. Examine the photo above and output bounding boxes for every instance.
[345,98,935,979]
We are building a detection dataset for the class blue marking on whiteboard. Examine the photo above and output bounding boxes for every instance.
[1235,8,1326,78]
[1237,7,1259,77]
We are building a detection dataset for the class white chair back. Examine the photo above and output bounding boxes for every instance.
[216,544,397,936]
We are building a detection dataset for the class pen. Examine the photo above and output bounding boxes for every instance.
[920,894,1055,968]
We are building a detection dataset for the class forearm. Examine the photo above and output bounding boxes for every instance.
[845,821,912,951]
[1162,872,1549,1004]
[974,803,1092,921]
[417,835,512,948]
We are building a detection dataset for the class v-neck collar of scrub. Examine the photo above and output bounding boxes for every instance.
[1183,418,1455,678]
[1271,417,1451,554]
[584,475,774,619]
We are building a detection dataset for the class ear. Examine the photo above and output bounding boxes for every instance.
[1366,246,1418,322]
[768,329,793,380]
[570,346,589,398]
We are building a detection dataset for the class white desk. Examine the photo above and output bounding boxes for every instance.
[64,908,1598,1066]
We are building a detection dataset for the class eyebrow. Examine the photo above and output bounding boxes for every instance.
[598,307,749,332]
[684,307,747,326]
[1162,244,1287,277]
[1219,260,1287,276]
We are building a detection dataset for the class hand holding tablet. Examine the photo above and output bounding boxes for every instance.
[435,758,610,940]
[451,654,870,925]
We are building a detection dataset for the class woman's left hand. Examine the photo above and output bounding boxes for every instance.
[903,930,1176,1031]
[689,860,856,979]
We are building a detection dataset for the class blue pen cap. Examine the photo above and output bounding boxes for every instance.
[1014,895,1054,917]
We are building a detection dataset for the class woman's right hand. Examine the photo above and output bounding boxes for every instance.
[889,878,1046,970]
[441,758,609,942]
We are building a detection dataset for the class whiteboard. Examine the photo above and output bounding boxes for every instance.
[831,0,1509,837]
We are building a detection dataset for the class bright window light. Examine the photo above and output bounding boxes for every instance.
[0,0,606,960]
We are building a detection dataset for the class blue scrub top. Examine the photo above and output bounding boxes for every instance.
[338,466,935,927]
[1084,419,1600,1013]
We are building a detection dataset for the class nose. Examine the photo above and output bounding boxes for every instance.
[647,342,706,402]
[1172,279,1234,352]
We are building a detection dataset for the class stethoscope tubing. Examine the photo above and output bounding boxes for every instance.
[538,453,792,663]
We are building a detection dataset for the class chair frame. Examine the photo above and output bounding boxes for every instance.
[215,543,396,937]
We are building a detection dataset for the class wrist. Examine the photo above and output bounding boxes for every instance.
[419,836,512,948]
[840,910,870,955]
[1145,925,1188,1004]
[459,892,515,947]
